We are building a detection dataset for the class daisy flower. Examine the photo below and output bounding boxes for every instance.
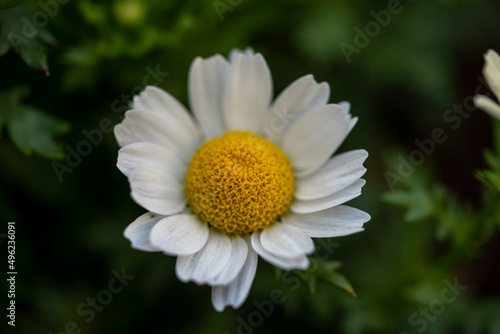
[115,48,370,311]
[474,49,500,120]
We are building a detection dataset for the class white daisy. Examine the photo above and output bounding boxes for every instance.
[115,48,370,311]
[474,49,500,120]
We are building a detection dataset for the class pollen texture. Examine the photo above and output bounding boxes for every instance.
[185,131,295,235]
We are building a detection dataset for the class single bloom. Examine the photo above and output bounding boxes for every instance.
[115,48,370,311]
[474,49,500,120]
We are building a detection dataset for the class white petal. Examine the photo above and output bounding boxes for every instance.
[260,223,315,258]
[338,101,351,114]
[150,214,209,256]
[474,95,500,121]
[291,179,366,214]
[132,86,197,127]
[129,166,186,215]
[175,229,232,284]
[114,110,168,147]
[228,47,255,62]
[114,109,200,161]
[295,149,368,200]
[250,231,309,270]
[283,205,370,238]
[223,53,272,132]
[189,55,229,138]
[485,49,500,72]
[348,116,359,133]
[212,238,258,312]
[281,104,355,177]
[484,50,500,100]
[131,86,201,153]
[123,212,164,252]
[117,142,186,179]
[258,74,330,144]
[339,101,359,133]
[209,236,249,286]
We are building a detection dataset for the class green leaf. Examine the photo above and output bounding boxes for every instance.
[0,4,56,73]
[383,158,479,246]
[8,107,70,159]
[294,259,356,296]
[475,122,500,192]
[475,170,500,191]
[319,270,356,296]
[304,274,317,295]
[0,87,70,159]
[382,187,434,222]
[483,149,499,171]
[314,260,355,296]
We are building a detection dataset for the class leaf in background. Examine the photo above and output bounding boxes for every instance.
[382,187,434,222]
[475,170,500,191]
[0,3,56,74]
[319,270,356,296]
[382,160,478,246]
[0,87,70,159]
[314,260,355,296]
[293,259,356,296]
[474,122,500,192]
[483,149,499,171]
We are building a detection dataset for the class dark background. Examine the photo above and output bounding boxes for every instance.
[1,0,500,333]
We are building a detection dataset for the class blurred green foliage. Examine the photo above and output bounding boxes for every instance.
[1,0,500,333]
[0,86,69,159]
[0,3,56,73]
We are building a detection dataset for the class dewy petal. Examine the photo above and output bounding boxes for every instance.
[150,214,209,256]
[117,142,186,180]
[250,231,309,270]
[291,179,366,214]
[295,149,368,200]
[209,236,249,286]
[176,229,232,284]
[189,55,229,138]
[114,109,200,162]
[212,237,258,312]
[281,104,355,177]
[475,95,500,121]
[259,223,315,258]
[283,205,370,238]
[129,166,186,216]
[123,212,164,252]
[223,53,273,133]
[259,74,330,144]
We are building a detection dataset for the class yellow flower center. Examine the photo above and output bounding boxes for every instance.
[185,131,295,235]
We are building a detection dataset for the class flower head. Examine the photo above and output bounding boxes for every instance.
[115,48,370,311]
[474,49,500,120]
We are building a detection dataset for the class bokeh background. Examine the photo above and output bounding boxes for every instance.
[1,0,500,333]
